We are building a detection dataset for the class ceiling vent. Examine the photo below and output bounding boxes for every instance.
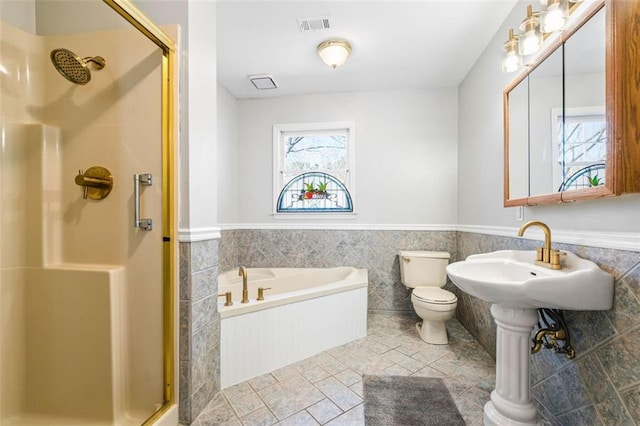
[297,16,331,32]
[248,74,277,90]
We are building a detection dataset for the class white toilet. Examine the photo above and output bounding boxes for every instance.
[399,250,457,345]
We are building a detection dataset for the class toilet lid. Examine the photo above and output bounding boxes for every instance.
[413,287,457,304]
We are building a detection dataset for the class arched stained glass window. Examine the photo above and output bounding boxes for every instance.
[276,172,353,213]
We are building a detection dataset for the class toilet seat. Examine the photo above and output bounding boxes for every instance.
[412,287,457,305]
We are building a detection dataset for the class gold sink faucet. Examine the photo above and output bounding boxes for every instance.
[517,221,563,270]
[238,266,249,303]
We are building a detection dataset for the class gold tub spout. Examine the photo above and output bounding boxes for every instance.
[238,266,249,303]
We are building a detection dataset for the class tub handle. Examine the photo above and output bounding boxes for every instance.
[257,287,272,301]
[218,292,233,306]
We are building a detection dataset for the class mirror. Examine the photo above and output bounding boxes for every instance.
[528,44,563,197]
[561,9,606,193]
[507,77,529,200]
[502,0,638,206]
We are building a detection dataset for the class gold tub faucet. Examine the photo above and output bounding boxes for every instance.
[517,221,564,270]
[238,266,249,303]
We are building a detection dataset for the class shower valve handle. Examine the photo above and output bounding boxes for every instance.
[75,167,113,200]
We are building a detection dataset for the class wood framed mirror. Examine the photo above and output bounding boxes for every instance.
[503,0,640,207]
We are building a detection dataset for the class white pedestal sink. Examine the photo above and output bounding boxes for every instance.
[446,250,613,426]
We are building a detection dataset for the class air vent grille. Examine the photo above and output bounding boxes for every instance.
[248,74,277,90]
[297,16,331,32]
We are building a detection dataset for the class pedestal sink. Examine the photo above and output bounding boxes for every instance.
[446,250,613,426]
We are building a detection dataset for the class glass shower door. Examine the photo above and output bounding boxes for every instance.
[0,1,175,424]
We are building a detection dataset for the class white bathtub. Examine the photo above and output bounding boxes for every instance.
[218,267,368,388]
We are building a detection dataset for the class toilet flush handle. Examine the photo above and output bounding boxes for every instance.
[402,257,411,263]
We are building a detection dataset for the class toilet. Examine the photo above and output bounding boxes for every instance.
[399,251,457,345]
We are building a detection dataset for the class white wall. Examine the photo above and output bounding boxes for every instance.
[0,0,35,33]
[458,0,640,233]
[217,84,238,223]
[184,1,218,232]
[228,88,458,225]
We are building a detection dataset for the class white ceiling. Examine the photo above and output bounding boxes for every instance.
[216,0,518,99]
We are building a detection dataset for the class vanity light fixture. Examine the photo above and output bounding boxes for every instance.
[317,39,352,69]
[519,5,542,56]
[501,0,578,73]
[502,29,522,73]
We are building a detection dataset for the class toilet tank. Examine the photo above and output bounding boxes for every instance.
[398,251,450,288]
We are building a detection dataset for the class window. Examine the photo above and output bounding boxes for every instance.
[552,107,606,191]
[273,122,355,214]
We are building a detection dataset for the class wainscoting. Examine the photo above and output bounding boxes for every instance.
[179,227,639,425]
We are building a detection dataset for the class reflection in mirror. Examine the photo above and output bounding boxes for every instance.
[528,45,562,197]
[508,77,529,200]
[561,8,606,192]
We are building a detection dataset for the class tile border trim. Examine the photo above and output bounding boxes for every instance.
[178,227,222,242]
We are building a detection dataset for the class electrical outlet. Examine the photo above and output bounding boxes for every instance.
[515,206,524,222]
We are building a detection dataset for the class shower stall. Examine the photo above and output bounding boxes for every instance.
[0,1,176,425]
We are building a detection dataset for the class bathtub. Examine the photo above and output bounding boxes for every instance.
[218,267,368,388]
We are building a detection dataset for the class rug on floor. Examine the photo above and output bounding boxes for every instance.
[363,375,465,425]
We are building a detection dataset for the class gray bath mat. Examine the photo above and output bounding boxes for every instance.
[363,375,465,425]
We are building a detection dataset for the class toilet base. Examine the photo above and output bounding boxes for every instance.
[416,321,448,345]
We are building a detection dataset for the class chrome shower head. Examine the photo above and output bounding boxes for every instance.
[50,48,106,85]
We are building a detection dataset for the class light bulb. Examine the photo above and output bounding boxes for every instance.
[520,29,541,56]
[542,1,566,33]
[502,50,521,73]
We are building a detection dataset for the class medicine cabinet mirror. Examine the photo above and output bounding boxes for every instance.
[503,0,640,206]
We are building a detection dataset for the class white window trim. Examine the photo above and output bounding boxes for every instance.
[272,121,356,216]
[551,106,605,190]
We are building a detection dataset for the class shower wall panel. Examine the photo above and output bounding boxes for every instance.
[0,19,45,123]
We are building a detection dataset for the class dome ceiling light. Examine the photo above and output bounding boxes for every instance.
[317,39,352,69]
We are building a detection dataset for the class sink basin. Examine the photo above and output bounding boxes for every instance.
[446,250,614,310]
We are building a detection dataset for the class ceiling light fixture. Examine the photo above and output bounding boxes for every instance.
[501,0,580,73]
[317,39,352,69]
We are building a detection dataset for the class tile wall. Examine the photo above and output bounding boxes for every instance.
[179,239,221,424]
[218,229,457,312]
[181,229,639,425]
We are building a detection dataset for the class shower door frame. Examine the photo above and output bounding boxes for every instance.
[101,0,177,423]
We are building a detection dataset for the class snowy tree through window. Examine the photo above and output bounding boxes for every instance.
[273,122,355,214]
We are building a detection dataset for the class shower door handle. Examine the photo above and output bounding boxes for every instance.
[133,173,153,231]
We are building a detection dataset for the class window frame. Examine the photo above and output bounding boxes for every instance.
[272,121,356,217]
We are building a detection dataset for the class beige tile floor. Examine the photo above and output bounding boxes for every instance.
[193,312,496,426]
